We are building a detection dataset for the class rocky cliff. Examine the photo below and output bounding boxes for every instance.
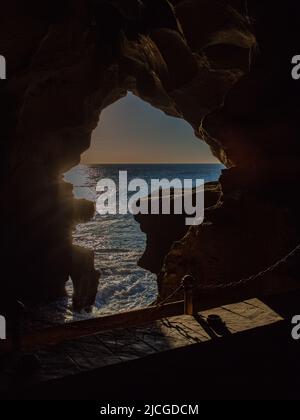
[1,1,300,309]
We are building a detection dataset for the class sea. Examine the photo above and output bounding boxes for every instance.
[32,164,223,325]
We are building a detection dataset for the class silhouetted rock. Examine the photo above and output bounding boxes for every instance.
[135,182,222,274]
[71,246,100,312]
[1,1,300,310]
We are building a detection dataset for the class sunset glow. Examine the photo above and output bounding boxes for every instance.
[81,93,219,164]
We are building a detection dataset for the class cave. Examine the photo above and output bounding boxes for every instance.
[2,0,300,402]
[62,92,222,317]
[1,0,300,323]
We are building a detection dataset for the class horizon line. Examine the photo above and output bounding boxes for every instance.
[80,162,223,165]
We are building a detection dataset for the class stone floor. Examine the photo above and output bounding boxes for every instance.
[0,297,283,395]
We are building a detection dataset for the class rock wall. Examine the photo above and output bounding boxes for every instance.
[153,1,300,300]
[135,182,222,276]
[0,1,299,309]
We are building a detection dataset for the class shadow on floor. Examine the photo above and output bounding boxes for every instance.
[2,319,300,401]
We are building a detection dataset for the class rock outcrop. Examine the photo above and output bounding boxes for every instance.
[1,1,300,309]
[135,182,222,275]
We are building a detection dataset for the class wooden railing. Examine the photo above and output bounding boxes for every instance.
[0,300,183,353]
[1,274,299,354]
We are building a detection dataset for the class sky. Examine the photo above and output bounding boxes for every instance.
[81,93,219,164]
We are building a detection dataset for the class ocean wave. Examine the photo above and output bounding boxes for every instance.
[31,163,223,325]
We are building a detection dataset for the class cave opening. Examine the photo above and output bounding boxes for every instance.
[63,92,223,318]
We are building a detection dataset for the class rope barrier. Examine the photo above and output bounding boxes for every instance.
[154,242,300,311]
[152,285,184,311]
[196,243,300,291]
[70,185,300,307]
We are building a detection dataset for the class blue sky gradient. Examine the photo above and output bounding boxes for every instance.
[81,93,218,164]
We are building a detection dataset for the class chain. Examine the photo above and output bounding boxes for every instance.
[154,243,300,308]
[196,243,300,291]
[72,184,300,301]
[154,284,184,310]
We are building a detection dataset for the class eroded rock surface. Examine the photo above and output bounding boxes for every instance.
[1,1,300,309]
[135,182,222,276]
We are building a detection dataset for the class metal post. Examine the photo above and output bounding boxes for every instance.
[182,275,196,316]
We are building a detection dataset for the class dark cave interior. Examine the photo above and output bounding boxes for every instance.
[0,0,300,316]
